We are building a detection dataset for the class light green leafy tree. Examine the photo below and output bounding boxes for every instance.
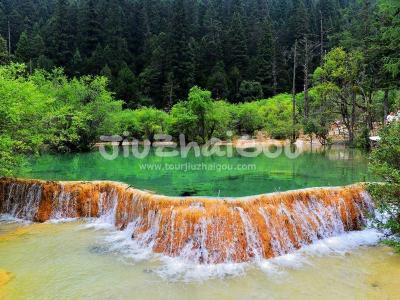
[313,48,364,144]
[260,94,295,139]
[0,64,51,175]
[133,108,168,144]
[233,102,264,135]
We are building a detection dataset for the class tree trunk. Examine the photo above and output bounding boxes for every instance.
[383,90,389,126]
[349,92,356,145]
[168,81,174,109]
[303,38,309,120]
[292,40,297,143]
[272,37,278,96]
[201,114,206,144]
[272,55,277,96]
[319,10,324,65]
[8,20,11,55]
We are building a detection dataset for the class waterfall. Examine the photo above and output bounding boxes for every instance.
[0,178,374,264]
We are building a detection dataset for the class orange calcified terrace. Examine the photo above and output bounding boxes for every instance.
[0,178,373,264]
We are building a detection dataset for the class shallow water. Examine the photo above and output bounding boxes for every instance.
[18,146,373,197]
[0,220,399,300]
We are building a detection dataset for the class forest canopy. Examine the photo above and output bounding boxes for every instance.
[1,0,398,108]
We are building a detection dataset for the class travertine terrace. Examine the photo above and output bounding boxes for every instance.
[0,178,373,263]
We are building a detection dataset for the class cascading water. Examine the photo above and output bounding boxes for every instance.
[0,178,375,264]
[2,182,42,221]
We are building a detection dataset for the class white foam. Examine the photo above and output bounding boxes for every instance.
[0,213,31,224]
[45,217,78,224]
[83,219,116,230]
[155,256,247,282]
[87,220,383,282]
[258,228,383,276]
[298,228,382,255]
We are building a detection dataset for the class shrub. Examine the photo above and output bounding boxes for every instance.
[368,122,400,239]
[259,94,294,139]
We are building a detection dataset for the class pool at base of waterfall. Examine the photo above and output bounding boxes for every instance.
[1,219,399,300]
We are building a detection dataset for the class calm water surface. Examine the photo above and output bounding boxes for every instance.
[18,146,373,197]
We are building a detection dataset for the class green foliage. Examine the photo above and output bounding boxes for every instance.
[260,94,295,139]
[169,86,296,142]
[207,100,233,139]
[0,63,123,175]
[312,48,364,144]
[187,86,213,142]
[31,70,123,152]
[355,126,371,150]
[207,61,229,100]
[169,86,221,143]
[110,109,140,138]
[303,119,331,145]
[256,19,274,96]
[168,101,198,142]
[378,0,400,78]
[239,81,263,102]
[0,64,51,175]
[228,12,248,74]
[313,48,363,84]
[368,122,400,235]
[0,35,9,65]
[16,31,32,62]
[233,102,264,134]
[0,135,23,176]
[301,87,335,145]
[1,0,355,105]
[382,240,400,253]
[111,107,169,143]
[115,64,139,108]
[133,108,168,143]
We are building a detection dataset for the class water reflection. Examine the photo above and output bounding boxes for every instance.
[18,145,374,197]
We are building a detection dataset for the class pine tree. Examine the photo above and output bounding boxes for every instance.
[8,10,24,52]
[207,61,229,99]
[115,64,139,108]
[71,49,82,76]
[256,19,275,96]
[32,34,44,58]
[16,31,32,62]
[0,7,6,39]
[290,0,310,41]
[52,0,74,66]
[100,64,113,89]
[36,55,54,70]
[0,35,9,64]
[0,0,364,105]
[17,0,38,33]
[166,0,195,101]
[139,33,168,107]
[199,1,224,83]
[80,0,101,58]
[228,12,249,74]
[317,0,341,61]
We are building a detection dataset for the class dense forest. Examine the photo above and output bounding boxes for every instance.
[1,0,396,107]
